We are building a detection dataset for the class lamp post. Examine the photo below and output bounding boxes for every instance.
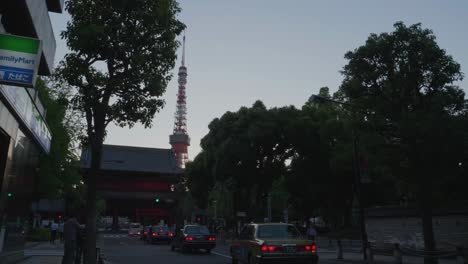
[309,94,369,260]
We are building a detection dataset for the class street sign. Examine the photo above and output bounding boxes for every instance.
[236,211,246,217]
[0,34,41,88]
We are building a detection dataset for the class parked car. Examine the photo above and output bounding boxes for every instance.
[140,225,152,241]
[148,225,174,244]
[128,222,141,236]
[171,225,216,253]
[230,223,318,264]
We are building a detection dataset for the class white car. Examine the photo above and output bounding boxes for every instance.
[128,223,141,236]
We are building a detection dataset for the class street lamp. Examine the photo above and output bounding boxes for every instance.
[310,94,369,260]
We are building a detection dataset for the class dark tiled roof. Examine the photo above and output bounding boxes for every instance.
[80,144,182,174]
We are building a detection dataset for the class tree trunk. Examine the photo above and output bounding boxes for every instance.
[421,199,437,264]
[84,136,104,264]
[84,167,97,264]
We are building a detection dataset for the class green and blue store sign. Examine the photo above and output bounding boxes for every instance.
[0,34,41,88]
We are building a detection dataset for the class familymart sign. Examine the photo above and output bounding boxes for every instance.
[0,34,41,88]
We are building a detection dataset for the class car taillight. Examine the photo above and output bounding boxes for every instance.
[208,237,216,241]
[261,245,280,252]
[305,244,317,252]
[168,232,174,237]
[144,232,148,235]
[152,233,158,237]
[138,232,141,235]
[185,236,193,241]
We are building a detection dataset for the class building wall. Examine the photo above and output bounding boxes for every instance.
[366,215,468,249]
[0,0,61,254]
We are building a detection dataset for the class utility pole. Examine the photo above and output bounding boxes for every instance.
[310,94,369,260]
[267,193,272,222]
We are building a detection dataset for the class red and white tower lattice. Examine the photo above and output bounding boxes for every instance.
[170,34,190,168]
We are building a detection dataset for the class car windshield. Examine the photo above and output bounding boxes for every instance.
[185,226,210,235]
[257,225,302,239]
[154,226,169,232]
[130,224,140,228]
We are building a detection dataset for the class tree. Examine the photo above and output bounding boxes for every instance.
[339,22,466,264]
[56,1,185,262]
[188,101,298,221]
[35,79,81,200]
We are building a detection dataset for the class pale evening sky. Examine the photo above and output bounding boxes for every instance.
[50,0,468,159]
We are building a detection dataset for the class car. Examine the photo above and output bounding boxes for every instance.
[140,225,152,241]
[230,223,319,264]
[171,225,216,253]
[128,222,141,236]
[148,225,174,244]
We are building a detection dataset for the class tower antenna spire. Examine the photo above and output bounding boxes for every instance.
[170,32,190,168]
[182,32,186,66]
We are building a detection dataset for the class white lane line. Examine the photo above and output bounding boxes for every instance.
[212,251,232,259]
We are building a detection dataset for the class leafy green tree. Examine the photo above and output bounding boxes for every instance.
[56,0,184,262]
[36,79,81,200]
[188,102,298,221]
[339,22,466,263]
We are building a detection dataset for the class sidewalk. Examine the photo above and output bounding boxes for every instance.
[19,242,63,264]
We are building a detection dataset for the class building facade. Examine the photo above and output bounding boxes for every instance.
[81,145,183,229]
[0,0,62,254]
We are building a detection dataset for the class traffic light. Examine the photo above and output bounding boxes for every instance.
[6,193,12,197]
[155,198,160,203]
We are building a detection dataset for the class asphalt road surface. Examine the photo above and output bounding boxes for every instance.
[100,233,232,264]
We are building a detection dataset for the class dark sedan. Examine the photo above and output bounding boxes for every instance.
[171,225,216,253]
[148,225,174,244]
[140,225,151,241]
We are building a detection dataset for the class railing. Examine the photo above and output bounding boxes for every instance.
[329,239,467,264]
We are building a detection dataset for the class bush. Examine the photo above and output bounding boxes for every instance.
[27,228,50,242]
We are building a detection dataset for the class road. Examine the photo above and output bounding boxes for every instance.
[98,233,375,264]
[99,233,232,264]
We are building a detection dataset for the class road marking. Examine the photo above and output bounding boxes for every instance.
[212,251,232,259]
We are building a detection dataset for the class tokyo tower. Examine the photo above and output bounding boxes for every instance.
[170,34,190,168]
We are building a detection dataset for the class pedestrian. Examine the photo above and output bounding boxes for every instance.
[62,215,80,264]
[50,221,59,244]
[307,225,317,241]
[58,221,64,243]
[75,226,85,264]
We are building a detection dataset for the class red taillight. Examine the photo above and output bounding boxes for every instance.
[138,232,141,235]
[185,236,193,241]
[305,244,317,252]
[144,231,148,235]
[152,232,158,237]
[261,245,280,252]
[168,232,174,237]
[208,237,216,241]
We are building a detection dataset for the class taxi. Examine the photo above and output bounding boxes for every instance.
[230,223,318,264]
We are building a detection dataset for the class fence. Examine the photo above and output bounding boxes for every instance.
[328,239,467,264]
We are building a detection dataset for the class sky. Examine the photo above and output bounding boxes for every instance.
[50,0,468,158]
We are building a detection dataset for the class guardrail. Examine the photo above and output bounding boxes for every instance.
[331,239,467,264]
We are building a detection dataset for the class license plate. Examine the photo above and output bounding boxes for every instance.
[284,246,296,253]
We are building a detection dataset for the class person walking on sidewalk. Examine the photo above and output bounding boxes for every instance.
[307,225,317,241]
[50,221,59,244]
[75,225,85,264]
[62,215,80,264]
[58,221,64,243]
